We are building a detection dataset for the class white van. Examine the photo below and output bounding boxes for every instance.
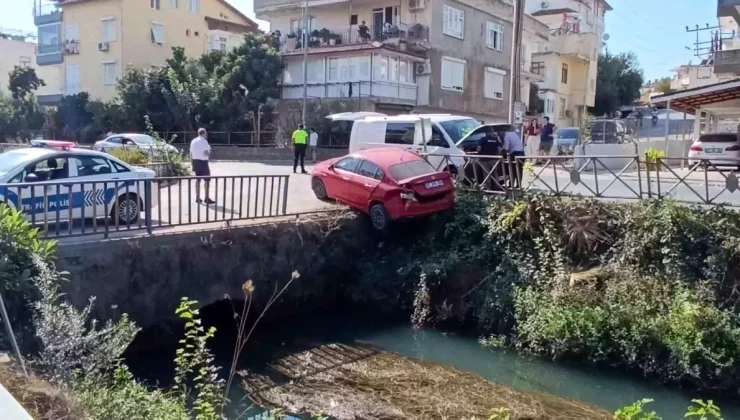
[348,114,480,171]
[323,112,386,147]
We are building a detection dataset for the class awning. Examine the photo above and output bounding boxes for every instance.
[652,78,740,117]
[256,0,347,13]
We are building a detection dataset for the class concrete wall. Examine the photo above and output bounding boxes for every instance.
[574,139,694,170]
[55,216,370,327]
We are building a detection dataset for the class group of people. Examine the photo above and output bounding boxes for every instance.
[523,116,557,158]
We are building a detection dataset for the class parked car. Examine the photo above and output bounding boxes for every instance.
[455,124,513,153]
[0,140,157,224]
[555,127,581,155]
[311,148,455,230]
[590,119,627,144]
[688,133,740,169]
[93,133,179,157]
[349,114,480,172]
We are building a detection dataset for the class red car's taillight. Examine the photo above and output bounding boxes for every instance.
[690,146,703,152]
[726,145,740,151]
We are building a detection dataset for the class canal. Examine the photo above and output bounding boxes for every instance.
[126,310,740,419]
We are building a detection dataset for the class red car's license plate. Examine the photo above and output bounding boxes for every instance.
[425,180,444,189]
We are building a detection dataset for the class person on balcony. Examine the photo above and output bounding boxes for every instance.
[358,21,371,43]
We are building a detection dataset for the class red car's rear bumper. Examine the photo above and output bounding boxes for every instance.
[387,192,456,220]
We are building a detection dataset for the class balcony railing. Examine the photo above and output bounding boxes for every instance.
[34,3,60,18]
[279,23,429,53]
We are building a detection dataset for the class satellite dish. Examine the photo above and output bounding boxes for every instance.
[602,33,610,41]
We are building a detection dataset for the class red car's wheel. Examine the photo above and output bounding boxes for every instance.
[369,203,389,231]
[312,177,329,200]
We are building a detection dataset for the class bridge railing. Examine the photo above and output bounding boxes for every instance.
[422,153,740,206]
[0,175,290,239]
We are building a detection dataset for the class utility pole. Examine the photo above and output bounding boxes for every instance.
[685,24,730,58]
[301,0,309,126]
[508,0,525,129]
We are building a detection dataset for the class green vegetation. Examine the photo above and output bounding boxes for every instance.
[613,399,723,420]
[109,148,149,165]
[352,194,740,395]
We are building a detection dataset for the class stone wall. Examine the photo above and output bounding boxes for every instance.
[55,215,371,328]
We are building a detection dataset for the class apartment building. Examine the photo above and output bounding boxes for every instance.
[526,0,611,127]
[256,0,546,123]
[0,30,63,101]
[715,2,740,79]
[32,0,259,105]
[670,61,720,91]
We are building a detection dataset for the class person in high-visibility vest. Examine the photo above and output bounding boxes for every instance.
[292,124,309,174]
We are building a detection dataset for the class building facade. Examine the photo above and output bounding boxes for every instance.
[256,0,546,122]
[670,61,720,91]
[526,0,610,127]
[0,30,63,102]
[32,0,259,105]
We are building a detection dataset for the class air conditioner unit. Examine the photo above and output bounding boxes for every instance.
[98,42,109,51]
[409,0,425,10]
[415,62,431,75]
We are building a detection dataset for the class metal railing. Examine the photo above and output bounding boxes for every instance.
[422,153,740,207]
[282,23,429,52]
[0,175,289,239]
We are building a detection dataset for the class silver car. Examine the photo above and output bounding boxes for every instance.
[93,133,179,157]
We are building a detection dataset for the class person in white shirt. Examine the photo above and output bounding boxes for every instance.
[189,128,214,205]
[503,127,525,188]
[309,128,319,162]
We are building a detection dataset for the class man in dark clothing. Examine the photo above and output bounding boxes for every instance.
[474,129,503,189]
[539,116,556,157]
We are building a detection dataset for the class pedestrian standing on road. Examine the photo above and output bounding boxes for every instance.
[539,116,556,158]
[309,128,319,162]
[525,118,540,157]
[292,124,309,174]
[190,128,214,205]
[503,125,525,188]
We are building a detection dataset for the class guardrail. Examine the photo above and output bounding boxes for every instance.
[0,175,290,239]
[422,153,740,207]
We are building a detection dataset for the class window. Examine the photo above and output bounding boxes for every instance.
[559,98,566,118]
[65,65,80,95]
[65,24,79,43]
[38,23,61,54]
[373,54,388,81]
[335,157,360,173]
[350,15,358,25]
[107,137,123,144]
[151,0,160,9]
[102,18,116,43]
[589,78,595,91]
[307,58,324,83]
[484,67,505,100]
[697,67,712,79]
[25,158,69,181]
[390,57,398,82]
[358,160,381,179]
[103,62,117,85]
[385,122,415,145]
[442,5,464,39]
[438,119,479,143]
[441,56,465,92]
[210,35,227,51]
[544,98,554,114]
[111,161,130,173]
[427,127,449,148]
[328,58,338,82]
[399,60,408,83]
[561,63,568,84]
[389,160,436,181]
[151,22,165,44]
[486,21,504,51]
[531,61,545,76]
[169,0,179,8]
[188,0,200,13]
[71,156,113,177]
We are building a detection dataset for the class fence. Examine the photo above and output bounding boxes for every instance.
[23,131,285,147]
[423,153,740,207]
[0,175,290,239]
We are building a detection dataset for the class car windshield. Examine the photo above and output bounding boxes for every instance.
[130,135,154,145]
[389,160,436,181]
[0,151,37,177]
[439,119,480,143]
[699,134,738,143]
[558,129,579,139]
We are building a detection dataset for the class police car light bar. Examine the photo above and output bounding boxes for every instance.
[30,140,77,150]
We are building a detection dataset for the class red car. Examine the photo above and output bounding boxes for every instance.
[311,148,455,229]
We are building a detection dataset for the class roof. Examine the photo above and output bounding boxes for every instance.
[531,7,576,17]
[651,78,740,114]
[281,43,426,60]
[350,147,422,167]
[360,114,476,123]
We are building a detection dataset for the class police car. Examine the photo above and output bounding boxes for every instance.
[0,140,158,225]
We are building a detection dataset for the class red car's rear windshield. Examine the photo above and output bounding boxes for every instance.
[699,134,738,143]
[389,160,436,181]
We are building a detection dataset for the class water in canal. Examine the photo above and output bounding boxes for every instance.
[128,313,740,419]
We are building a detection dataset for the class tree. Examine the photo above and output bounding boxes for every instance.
[8,66,45,100]
[591,51,644,116]
[653,77,674,94]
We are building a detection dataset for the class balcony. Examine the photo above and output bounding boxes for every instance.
[34,3,62,26]
[282,80,417,105]
[545,31,599,61]
[718,0,740,22]
[714,49,740,74]
[37,42,64,66]
[277,23,429,54]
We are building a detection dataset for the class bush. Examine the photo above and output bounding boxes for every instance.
[109,148,149,165]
